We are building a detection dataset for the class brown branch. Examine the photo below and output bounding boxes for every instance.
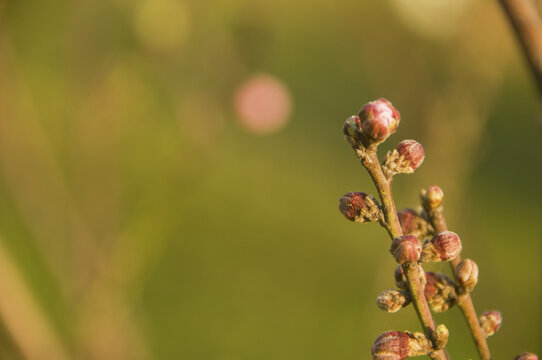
[499,0,542,97]
[424,205,491,360]
[362,147,449,360]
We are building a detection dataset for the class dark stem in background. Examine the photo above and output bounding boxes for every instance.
[424,208,491,360]
[499,0,542,97]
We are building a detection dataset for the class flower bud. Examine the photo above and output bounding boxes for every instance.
[394,265,408,290]
[433,324,449,350]
[338,192,381,223]
[398,209,431,237]
[396,140,425,171]
[371,331,432,360]
[421,231,462,262]
[343,115,363,147]
[455,259,479,293]
[358,98,400,143]
[371,331,410,360]
[514,353,538,360]
[479,311,502,337]
[390,235,421,264]
[423,185,444,208]
[424,272,457,313]
[376,289,410,313]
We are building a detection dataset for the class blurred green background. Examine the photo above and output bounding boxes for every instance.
[0,0,541,358]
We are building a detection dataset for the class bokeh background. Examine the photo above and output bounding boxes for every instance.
[0,0,541,358]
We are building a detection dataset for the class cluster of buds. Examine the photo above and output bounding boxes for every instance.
[420,231,462,263]
[479,311,502,338]
[338,192,383,223]
[337,99,534,359]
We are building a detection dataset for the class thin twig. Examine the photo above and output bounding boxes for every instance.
[499,0,542,97]
[362,147,448,360]
[425,206,491,360]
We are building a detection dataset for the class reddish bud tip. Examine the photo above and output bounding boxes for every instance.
[396,140,425,171]
[371,331,410,360]
[515,353,538,360]
[455,259,479,292]
[479,311,502,337]
[390,235,421,264]
[422,231,462,262]
[425,186,444,208]
[338,192,368,221]
[358,98,400,143]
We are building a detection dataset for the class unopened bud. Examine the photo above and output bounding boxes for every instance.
[338,192,382,223]
[343,115,363,147]
[424,272,457,313]
[433,324,449,350]
[358,98,400,144]
[514,353,538,360]
[396,140,425,171]
[371,331,431,360]
[479,311,502,337]
[376,289,410,313]
[421,231,462,262]
[455,259,479,293]
[394,265,408,290]
[390,235,421,264]
[398,209,431,237]
[422,185,444,208]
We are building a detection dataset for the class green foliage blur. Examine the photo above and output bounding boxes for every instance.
[0,0,540,358]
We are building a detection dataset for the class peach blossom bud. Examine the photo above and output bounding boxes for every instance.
[479,311,502,337]
[424,272,457,312]
[514,353,538,360]
[371,331,410,360]
[396,140,425,171]
[397,209,431,237]
[433,324,449,350]
[425,185,444,208]
[358,98,400,143]
[338,192,381,223]
[390,235,421,264]
[455,259,479,293]
[376,289,410,313]
[394,265,408,290]
[421,231,462,262]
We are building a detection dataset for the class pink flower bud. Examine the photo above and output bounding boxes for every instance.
[515,353,538,360]
[397,209,431,237]
[371,331,410,360]
[376,289,410,313]
[396,140,425,171]
[455,259,479,293]
[358,98,400,143]
[338,192,381,223]
[394,265,408,290]
[479,311,502,337]
[425,185,444,208]
[421,231,462,262]
[390,235,421,264]
[424,272,457,312]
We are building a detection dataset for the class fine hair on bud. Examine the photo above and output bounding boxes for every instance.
[390,235,421,264]
[396,140,425,171]
[376,289,410,313]
[514,353,539,360]
[358,98,400,143]
[455,259,479,293]
[479,311,502,337]
[371,331,410,360]
[338,192,381,223]
[421,231,462,262]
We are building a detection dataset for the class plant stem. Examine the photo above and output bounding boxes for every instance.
[425,207,491,360]
[361,147,448,360]
[499,0,542,98]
